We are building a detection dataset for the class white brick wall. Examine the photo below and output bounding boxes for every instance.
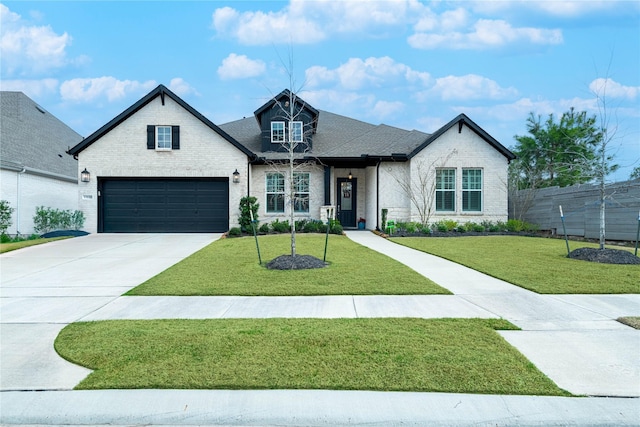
[409,125,509,224]
[1,169,78,235]
[76,96,250,233]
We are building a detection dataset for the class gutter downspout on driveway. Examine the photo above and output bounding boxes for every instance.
[16,167,26,234]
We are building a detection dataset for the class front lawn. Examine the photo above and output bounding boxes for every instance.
[128,234,448,296]
[391,236,639,294]
[55,318,569,396]
[0,236,70,253]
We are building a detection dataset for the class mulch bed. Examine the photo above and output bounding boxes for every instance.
[266,254,328,270]
[567,247,640,265]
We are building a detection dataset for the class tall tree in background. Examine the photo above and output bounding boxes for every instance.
[512,108,603,189]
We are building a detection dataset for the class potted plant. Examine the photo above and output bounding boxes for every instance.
[357,217,366,230]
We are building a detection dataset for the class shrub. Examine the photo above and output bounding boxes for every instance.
[381,208,388,232]
[405,222,418,233]
[259,223,270,233]
[419,224,432,235]
[33,206,85,234]
[329,220,343,235]
[473,224,485,232]
[270,219,290,233]
[0,200,14,236]
[228,227,242,237]
[456,225,466,233]
[238,196,259,232]
[303,219,324,233]
[433,219,458,232]
[0,233,11,243]
[295,219,309,232]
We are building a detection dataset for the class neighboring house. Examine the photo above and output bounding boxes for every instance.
[68,85,515,233]
[0,91,82,235]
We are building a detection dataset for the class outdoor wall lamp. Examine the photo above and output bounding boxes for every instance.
[348,171,353,180]
[80,168,90,182]
[233,169,240,184]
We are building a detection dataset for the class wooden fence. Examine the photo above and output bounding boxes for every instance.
[510,179,640,241]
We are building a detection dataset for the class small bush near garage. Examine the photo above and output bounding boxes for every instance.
[33,206,85,234]
[0,200,14,237]
[238,196,259,232]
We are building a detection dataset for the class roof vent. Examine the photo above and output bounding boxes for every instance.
[35,105,46,114]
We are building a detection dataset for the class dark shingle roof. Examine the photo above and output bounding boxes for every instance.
[0,91,81,179]
[220,110,432,162]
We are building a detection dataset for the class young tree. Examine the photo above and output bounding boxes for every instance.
[389,150,457,226]
[630,166,640,180]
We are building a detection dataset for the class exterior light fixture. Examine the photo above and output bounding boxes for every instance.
[80,168,90,183]
[348,171,353,180]
[233,169,240,184]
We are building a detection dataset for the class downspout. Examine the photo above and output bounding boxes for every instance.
[246,160,251,197]
[376,160,381,231]
[16,166,26,235]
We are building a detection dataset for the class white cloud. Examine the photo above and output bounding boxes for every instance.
[372,100,404,119]
[0,78,58,97]
[168,78,200,97]
[422,74,518,101]
[217,54,266,80]
[589,78,640,100]
[305,56,430,90]
[0,4,74,76]
[409,18,563,50]
[59,77,157,103]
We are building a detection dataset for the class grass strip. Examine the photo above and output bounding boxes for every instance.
[128,234,448,296]
[0,236,71,253]
[55,318,569,396]
[617,317,640,329]
[391,236,639,294]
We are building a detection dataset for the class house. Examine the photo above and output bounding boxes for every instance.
[0,91,82,235]
[68,85,515,233]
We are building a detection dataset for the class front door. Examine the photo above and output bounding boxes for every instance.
[337,178,356,227]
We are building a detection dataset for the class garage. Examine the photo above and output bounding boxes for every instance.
[98,178,229,233]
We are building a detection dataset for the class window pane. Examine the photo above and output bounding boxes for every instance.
[462,169,482,211]
[294,194,309,212]
[271,122,284,142]
[436,169,455,211]
[267,194,285,212]
[157,126,171,149]
[291,121,303,142]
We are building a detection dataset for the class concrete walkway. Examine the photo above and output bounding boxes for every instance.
[1,231,639,426]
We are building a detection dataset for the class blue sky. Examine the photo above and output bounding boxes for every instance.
[1,1,639,181]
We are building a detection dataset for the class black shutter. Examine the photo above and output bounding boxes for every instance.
[172,126,180,150]
[147,125,155,149]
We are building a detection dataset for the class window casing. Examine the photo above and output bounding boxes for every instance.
[462,169,482,211]
[291,121,303,143]
[436,169,455,211]
[271,122,285,143]
[156,126,172,150]
[293,172,310,213]
[266,173,285,213]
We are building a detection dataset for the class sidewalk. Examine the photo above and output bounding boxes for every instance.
[1,231,639,426]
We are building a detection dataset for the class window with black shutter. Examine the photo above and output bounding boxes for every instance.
[147,125,180,150]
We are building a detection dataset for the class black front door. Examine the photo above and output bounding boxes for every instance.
[337,178,356,227]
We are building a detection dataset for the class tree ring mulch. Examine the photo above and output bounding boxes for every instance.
[567,247,640,265]
[266,254,328,270]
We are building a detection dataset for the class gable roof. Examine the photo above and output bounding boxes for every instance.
[408,113,516,160]
[253,89,319,133]
[0,91,80,179]
[68,84,256,158]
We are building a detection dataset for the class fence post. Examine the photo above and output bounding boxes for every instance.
[559,205,570,256]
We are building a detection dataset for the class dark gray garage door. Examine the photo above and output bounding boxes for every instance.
[99,178,229,233]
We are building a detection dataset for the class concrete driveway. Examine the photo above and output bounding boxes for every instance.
[0,233,218,390]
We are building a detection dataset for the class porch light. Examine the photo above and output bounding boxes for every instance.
[233,169,240,184]
[80,168,90,183]
[348,171,353,180]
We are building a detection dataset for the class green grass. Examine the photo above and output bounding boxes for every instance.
[0,236,70,253]
[618,317,640,329]
[127,234,449,296]
[391,236,639,294]
[55,318,569,396]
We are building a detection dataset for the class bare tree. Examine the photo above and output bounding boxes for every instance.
[390,150,457,226]
[264,55,318,257]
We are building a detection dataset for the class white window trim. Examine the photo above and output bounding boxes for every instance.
[271,121,285,143]
[156,126,172,151]
[462,168,483,212]
[266,172,285,213]
[293,172,310,213]
[291,121,303,143]
[435,168,456,212]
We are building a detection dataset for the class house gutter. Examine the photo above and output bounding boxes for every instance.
[376,160,381,231]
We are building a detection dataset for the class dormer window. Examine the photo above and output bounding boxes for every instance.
[271,122,285,142]
[291,121,303,142]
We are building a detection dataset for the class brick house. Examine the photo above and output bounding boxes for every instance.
[68,84,515,233]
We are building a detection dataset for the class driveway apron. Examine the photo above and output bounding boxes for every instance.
[0,233,218,390]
